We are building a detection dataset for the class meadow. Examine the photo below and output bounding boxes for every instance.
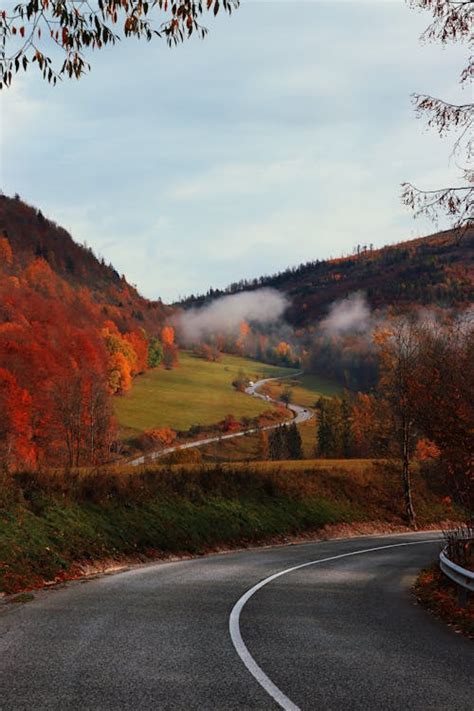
[260,373,342,408]
[114,352,296,438]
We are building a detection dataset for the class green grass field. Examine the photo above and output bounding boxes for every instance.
[114,352,296,437]
[261,373,342,408]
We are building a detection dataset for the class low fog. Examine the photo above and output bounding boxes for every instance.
[176,288,288,343]
[319,292,374,336]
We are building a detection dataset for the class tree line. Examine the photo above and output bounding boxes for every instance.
[258,423,303,461]
[313,317,473,526]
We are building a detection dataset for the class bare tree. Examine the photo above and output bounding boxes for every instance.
[402,0,473,232]
[410,316,474,515]
[375,320,422,528]
[0,0,238,87]
[51,371,114,466]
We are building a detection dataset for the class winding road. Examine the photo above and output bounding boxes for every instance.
[1,532,472,709]
[130,371,312,466]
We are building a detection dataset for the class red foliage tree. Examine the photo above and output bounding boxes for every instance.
[0,236,13,269]
[0,367,36,469]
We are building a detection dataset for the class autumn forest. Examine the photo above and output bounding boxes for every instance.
[1,194,472,502]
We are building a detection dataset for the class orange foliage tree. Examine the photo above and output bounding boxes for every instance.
[141,427,177,451]
[0,367,35,469]
[0,262,115,466]
[351,393,378,458]
[102,322,149,393]
[373,320,421,527]
[161,325,179,369]
[414,438,441,462]
[124,329,148,374]
[0,236,13,268]
[372,316,474,521]
[161,325,175,346]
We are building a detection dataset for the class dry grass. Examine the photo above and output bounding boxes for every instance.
[1,460,454,594]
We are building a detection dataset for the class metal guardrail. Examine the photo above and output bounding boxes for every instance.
[439,547,474,607]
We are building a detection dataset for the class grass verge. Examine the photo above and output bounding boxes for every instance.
[413,565,474,638]
[0,461,454,595]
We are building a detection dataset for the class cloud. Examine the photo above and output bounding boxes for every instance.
[320,292,373,336]
[1,0,467,302]
[177,288,288,343]
[166,159,306,201]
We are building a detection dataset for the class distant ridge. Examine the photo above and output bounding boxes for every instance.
[179,229,474,326]
[0,194,171,333]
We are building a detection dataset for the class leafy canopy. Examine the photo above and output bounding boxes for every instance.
[0,0,239,87]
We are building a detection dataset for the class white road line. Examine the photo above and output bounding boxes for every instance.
[229,537,441,711]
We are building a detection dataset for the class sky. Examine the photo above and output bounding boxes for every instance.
[0,1,469,302]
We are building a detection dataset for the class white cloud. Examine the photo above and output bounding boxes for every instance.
[1,0,467,301]
[320,293,373,336]
[166,158,306,200]
[177,288,287,342]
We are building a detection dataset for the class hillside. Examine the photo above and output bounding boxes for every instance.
[180,229,474,327]
[0,460,452,594]
[0,195,172,469]
[2,196,472,467]
[0,194,170,333]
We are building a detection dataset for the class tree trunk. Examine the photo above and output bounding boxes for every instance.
[403,452,417,529]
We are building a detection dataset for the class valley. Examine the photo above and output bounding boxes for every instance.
[1,3,473,705]
[0,195,471,616]
[114,352,295,439]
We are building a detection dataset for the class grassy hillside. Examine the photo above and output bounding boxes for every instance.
[0,461,452,594]
[114,352,296,437]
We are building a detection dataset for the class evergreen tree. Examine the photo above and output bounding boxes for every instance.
[316,398,332,457]
[341,392,354,458]
[286,423,303,459]
[269,426,286,460]
[280,386,293,405]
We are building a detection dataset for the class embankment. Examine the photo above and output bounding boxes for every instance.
[0,461,453,594]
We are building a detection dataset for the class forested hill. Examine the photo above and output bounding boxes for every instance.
[0,194,170,333]
[179,229,474,326]
[0,195,173,469]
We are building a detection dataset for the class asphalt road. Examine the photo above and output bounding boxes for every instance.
[1,532,472,710]
[130,372,312,466]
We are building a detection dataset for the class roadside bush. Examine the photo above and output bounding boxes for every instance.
[414,565,474,637]
[138,427,177,452]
